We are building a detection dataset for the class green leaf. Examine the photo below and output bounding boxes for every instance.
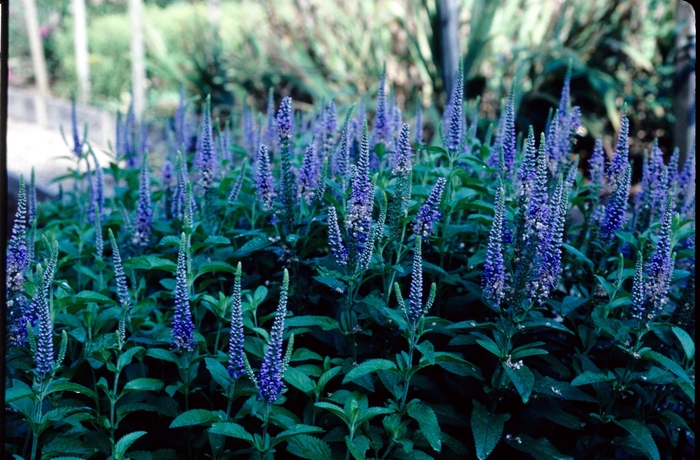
[393,449,434,460]
[117,346,145,370]
[205,358,232,392]
[210,422,254,443]
[519,319,573,334]
[507,434,573,460]
[314,402,349,424]
[284,367,316,394]
[170,409,223,428]
[5,380,33,403]
[471,400,509,460]
[343,359,398,383]
[317,367,342,390]
[203,235,231,245]
[286,434,333,459]
[503,363,535,404]
[345,435,369,460]
[476,339,502,358]
[159,235,181,246]
[123,378,164,392]
[659,410,693,434]
[407,400,442,452]
[272,424,324,447]
[571,371,615,386]
[146,348,179,363]
[614,419,660,460]
[642,351,693,384]
[430,352,480,378]
[123,255,177,272]
[195,261,237,280]
[291,348,323,362]
[671,326,695,360]
[47,380,97,399]
[533,377,597,403]
[75,290,118,305]
[286,316,339,331]
[42,438,94,457]
[114,431,147,460]
[561,243,594,270]
[560,296,588,316]
[313,275,346,293]
[233,236,273,258]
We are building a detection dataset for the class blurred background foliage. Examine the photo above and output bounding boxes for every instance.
[9,0,686,161]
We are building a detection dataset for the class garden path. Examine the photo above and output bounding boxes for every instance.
[8,116,114,196]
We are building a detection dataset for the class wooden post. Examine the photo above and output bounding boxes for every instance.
[21,0,50,127]
[128,0,146,119]
[72,0,90,104]
[437,0,459,98]
[674,1,696,167]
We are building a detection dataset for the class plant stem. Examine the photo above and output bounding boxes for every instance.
[399,335,416,412]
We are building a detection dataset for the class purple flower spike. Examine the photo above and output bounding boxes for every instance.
[228,262,246,379]
[255,144,276,211]
[333,106,355,177]
[519,126,538,177]
[7,176,29,346]
[264,88,278,153]
[518,126,537,199]
[71,98,84,157]
[109,229,130,308]
[321,100,338,158]
[408,236,424,325]
[391,123,412,177]
[299,144,319,205]
[501,84,516,174]
[347,120,374,250]
[162,160,174,190]
[537,178,569,301]
[132,151,153,247]
[197,96,216,191]
[372,63,391,147]
[93,153,105,219]
[86,160,96,223]
[277,96,297,229]
[242,99,257,157]
[328,206,348,267]
[600,163,631,240]
[588,139,605,189]
[7,175,28,297]
[28,168,37,225]
[646,194,675,319]
[607,113,629,185]
[482,182,507,308]
[630,251,645,321]
[228,161,247,205]
[259,269,290,403]
[526,135,550,240]
[413,177,447,237]
[677,140,695,216]
[34,265,54,376]
[171,151,188,220]
[414,100,423,145]
[446,62,464,153]
[172,233,196,352]
[667,147,680,188]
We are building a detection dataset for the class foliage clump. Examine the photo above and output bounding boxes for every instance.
[5,55,695,460]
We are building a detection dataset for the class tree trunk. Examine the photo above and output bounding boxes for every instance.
[674,0,696,167]
[437,0,459,98]
[72,0,90,104]
[21,0,50,127]
[129,0,146,119]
